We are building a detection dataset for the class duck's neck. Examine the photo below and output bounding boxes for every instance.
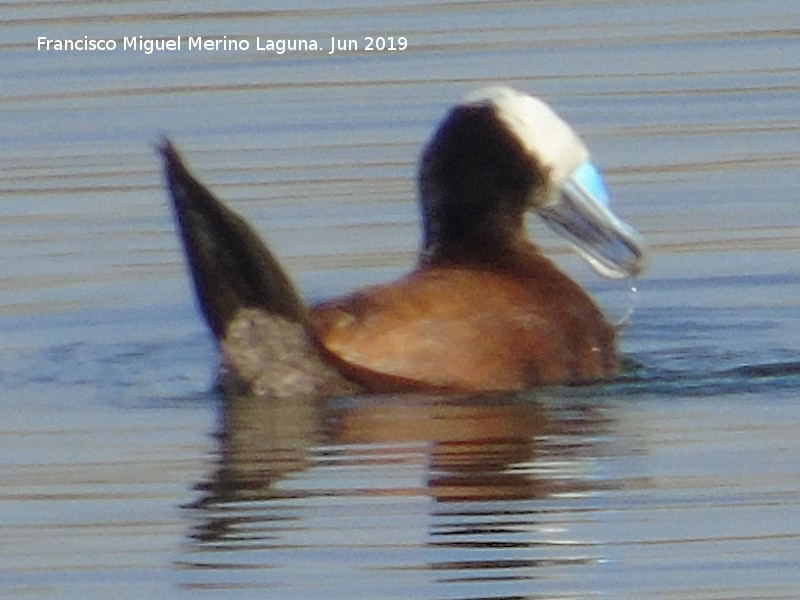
[419,189,529,267]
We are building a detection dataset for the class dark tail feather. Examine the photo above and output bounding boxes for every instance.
[160,140,308,341]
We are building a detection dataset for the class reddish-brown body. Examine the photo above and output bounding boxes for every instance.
[311,246,617,392]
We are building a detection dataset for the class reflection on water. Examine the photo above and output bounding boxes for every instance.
[182,391,619,596]
[194,391,608,507]
[178,371,800,597]
[3,0,800,598]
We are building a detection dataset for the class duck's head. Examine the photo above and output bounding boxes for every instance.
[419,86,644,278]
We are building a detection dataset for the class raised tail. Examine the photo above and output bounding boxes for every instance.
[160,140,307,341]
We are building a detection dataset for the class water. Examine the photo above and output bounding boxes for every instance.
[2,1,800,598]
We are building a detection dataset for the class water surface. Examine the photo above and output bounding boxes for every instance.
[2,1,800,598]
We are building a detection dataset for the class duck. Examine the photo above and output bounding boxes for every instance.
[160,86,644,398]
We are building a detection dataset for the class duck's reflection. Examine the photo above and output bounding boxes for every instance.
[193,393,322,508]
[332,395,552,502]
[187,390,613,539]
[181,391,618,596]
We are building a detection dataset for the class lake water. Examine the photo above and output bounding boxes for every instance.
[3,1,800,598]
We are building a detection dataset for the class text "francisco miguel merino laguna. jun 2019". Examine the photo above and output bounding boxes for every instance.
[37,35,409,55]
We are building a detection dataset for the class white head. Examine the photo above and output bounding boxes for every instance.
[447,86,645,278]
[465,86,589,206]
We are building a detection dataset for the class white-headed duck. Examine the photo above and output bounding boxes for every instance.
[161,87,644,398]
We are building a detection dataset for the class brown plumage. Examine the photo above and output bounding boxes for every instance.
[161,87,643,398]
